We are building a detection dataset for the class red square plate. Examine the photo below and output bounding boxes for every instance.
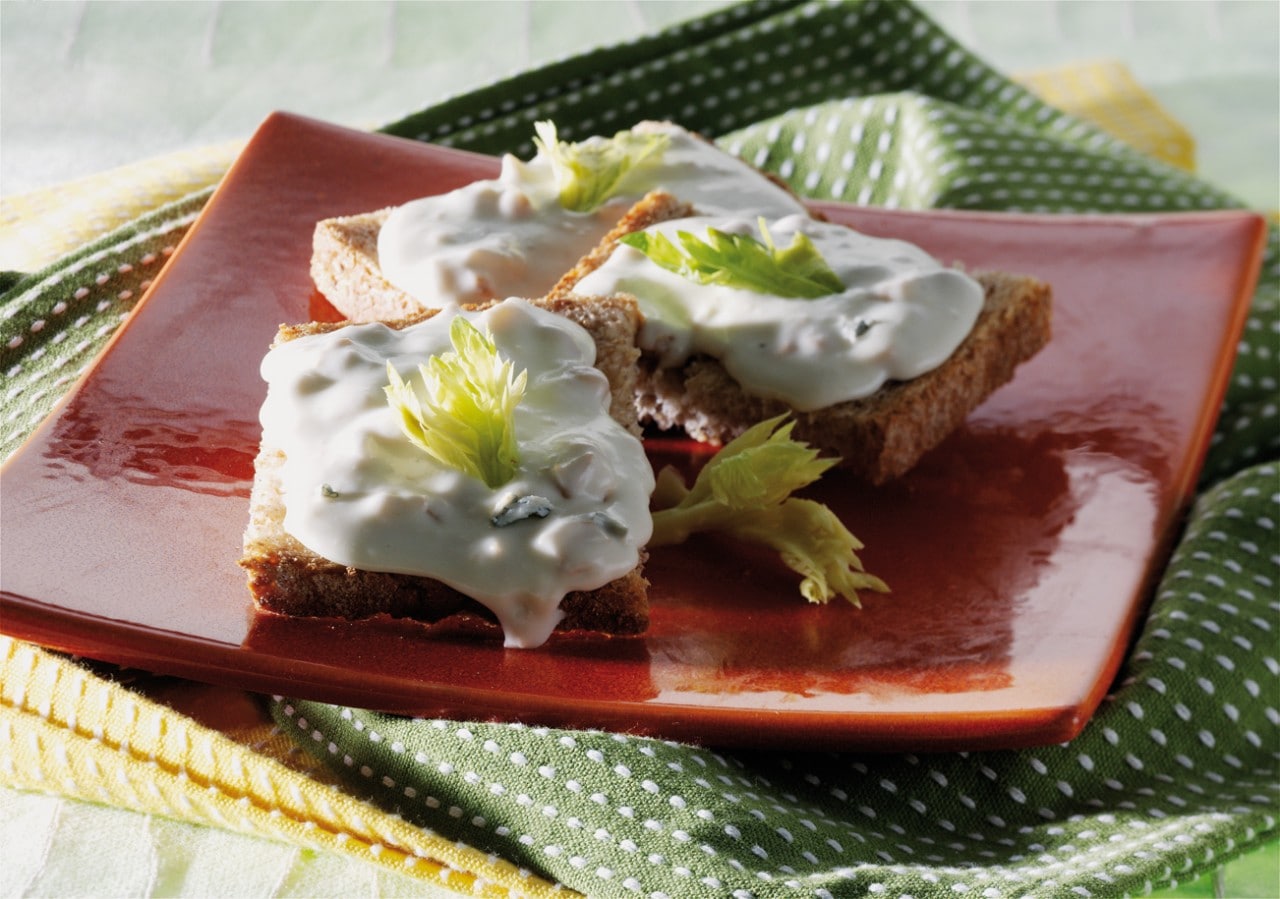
[1,113,1266,750]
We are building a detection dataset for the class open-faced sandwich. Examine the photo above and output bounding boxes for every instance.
[552,192,1053,483]
[240,296,654,649]
[242,118,1053,647]
[311,120,1052,483]
[311,121,809,321]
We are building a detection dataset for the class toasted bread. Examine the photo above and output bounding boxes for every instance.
[310,207,417,322]
[309,121,810,323]
[551,192,1053,483]
[631,271,1051,483]
[240,295,650,638]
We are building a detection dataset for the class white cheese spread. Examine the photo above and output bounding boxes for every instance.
[572,214,986,412]
[376,122,808,307]
[258,299,654,648]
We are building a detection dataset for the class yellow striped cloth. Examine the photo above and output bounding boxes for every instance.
[0,637,570,898]
[0,141,241,275]
[1014,59,1195,172]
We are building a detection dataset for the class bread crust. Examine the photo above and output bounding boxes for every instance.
[310,207,421,322]
[548,191,697,298]
[240,296,650,637]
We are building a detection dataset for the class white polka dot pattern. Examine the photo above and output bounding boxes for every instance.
[2,1,1275,895]
[278,508,1280,899]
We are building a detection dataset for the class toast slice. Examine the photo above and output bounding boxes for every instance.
[240,294,650,640]
[633,271,1051,483]
[552,192,1054,483]
[310,207,417,323]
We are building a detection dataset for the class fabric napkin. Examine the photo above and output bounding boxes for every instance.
[1,1,1275,897]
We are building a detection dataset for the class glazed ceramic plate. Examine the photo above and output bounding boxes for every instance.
[1,113,1266,750]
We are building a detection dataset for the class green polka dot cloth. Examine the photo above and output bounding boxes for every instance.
[2,1,1275,896]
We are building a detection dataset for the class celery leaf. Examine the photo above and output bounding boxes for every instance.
[384,316,527,488]
[534,120,668,213]
[619,219,844,299]
[649,415,888,605]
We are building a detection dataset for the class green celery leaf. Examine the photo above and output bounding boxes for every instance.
[650,414,888,605]
[533,120,668,213]
[384,316,527,488]
[619,218,844,299]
